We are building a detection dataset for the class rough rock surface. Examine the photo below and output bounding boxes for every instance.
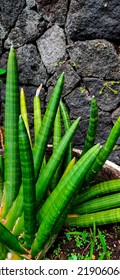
[67,40,120,79]
[63,87,91,148]
[46,61,81,99]
[16,44,48,86]
[83,78,120,112]
[4,8,47,48]
[112,107,120,124]
[36,0,69,26]
[0,40,2,56]
[26,0,36,8]
[0,0,120,164]
[37,24,67,73]
[65,0,120,42]
[0,0,26,40]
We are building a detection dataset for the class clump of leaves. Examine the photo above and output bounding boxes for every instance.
[0,47,120,260]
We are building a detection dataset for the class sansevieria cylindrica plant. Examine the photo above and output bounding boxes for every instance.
[0,46,120,260]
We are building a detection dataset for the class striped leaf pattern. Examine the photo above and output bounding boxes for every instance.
[33,73,65,181]
[2,47,21,217]
[81,96,98,156]
[31,144,100,257]
[19,116,36,248]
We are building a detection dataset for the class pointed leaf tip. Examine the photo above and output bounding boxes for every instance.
[36,84,42,97]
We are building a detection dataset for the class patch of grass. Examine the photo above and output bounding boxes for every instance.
[46,224,114,260]
[66,230,89,248]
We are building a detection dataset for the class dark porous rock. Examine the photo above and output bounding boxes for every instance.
[63,87,92,148]
[0,51,8,70]
[46,61,81,101]
[83,78,120,112]
[37,24,67,74]
[112,107,120,124]
[65,0,120,41]
[4,7,47,48]
[0,24,8,41]
[109,150,120,165]
[0,0,25,40]
[96,110,112,145]
[36,0,68,26]
[26,0,36,8]
[16,44,48,86]
[0,40,2,56]
[62,87,120,154]
[67,40,120,80]
[0,82,5,102]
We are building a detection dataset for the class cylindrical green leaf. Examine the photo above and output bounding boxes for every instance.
[5,73,65,229]
[20,88,32,147]
[34,85,46,170]
[60,157,76,180]
[36,203,71,260]
[0,222,26,255]
[65,208,120,228]
[51,106,62,191]
[8,118,80,237]
[85,116,120,185]
[60,100,72,168]
[81,96,98,156]
[33,72,65,181]
[12,213,24,238]
[34,84,42,142]
[19,116,36,248]
[4,184,23,230]
[2,46,21,217]
[36,117,80,208]
[72,192,120,214]
[53,107,61,152]
[73,179,120,206]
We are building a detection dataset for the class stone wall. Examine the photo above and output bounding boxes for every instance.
[0,0,120,164]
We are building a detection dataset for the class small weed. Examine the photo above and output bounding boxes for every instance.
[79,85,88,95]
[54,61,66,67]
[99,81,120,95]
[70,61,77,69]
[66,231,89,248]
[75,236,83,248]
[114,224,120,234]
[65,224,112,260]
[67,253,78,260]
[65,233,72,241]
[52,243,61,259]
[45,225,118,260]
[67,252,92,260]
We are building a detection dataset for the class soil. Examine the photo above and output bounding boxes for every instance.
[45,223,120,260]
